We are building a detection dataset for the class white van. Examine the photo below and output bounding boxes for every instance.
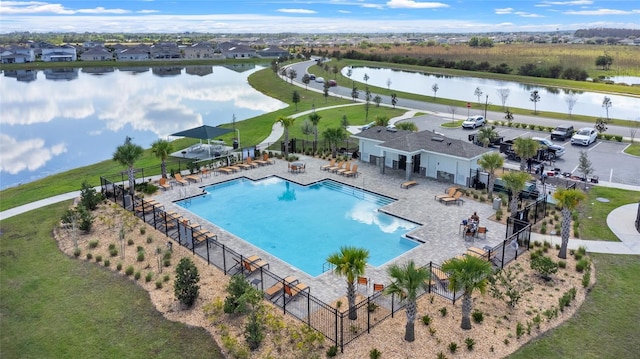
[315,77,325,83]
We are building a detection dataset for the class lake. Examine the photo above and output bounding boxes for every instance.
[0,64,287,190]
[346,67,640,121]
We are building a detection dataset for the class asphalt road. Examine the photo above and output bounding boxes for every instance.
[286,61,640,186]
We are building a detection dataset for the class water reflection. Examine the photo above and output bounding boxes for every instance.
[346,67,639,121]
[347,201,415,234]
[0,64,287,189]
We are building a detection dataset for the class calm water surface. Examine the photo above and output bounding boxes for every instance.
[346,67,640,121]
[0,64,286,189]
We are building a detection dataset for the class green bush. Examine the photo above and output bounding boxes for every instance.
[576,258,590,272]
[95,255,102,263]
[89,240,99,249]
[163,274,170,282]
[175,257,201,307]
[86,253,93,260]
[439,307,447,317]
[369,348,382,359]
[127,238,134,246]
[472,309,484,323]
[134,271,141,280]
[155,280,163,289]
[582,270,591,288]
[145,272,153,283]
[244,312,264,350]
[116,263,122,271]
[104,259,110,267]
[558,260,566,269]
[326,345,338,357]
[73,248,81,258]
[146,235,153,244]
[109,248,118,257]
[139,227,146,235]
[449,342,458,353]
[125,265,134,276]
[137,251,145,262]
[422,314,432,326]
[465,337,476,351]
[531,255,558,280]
[516,322,525,338]
[108,243,116,250]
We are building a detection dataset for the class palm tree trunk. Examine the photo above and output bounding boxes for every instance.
[461,294,472,330]
[128,167,136,195]
[510,197,518,217]
[161,160,167,179]
[347,283,357,320]
[559,208,571,259]
[404,300,416,342]
[284,130,289,158]
[488,174,495,198]
[519,158,526,171]
[313,128,318,154]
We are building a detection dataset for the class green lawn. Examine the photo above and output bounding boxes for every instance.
[0,202,224,358]
[579,186,640,241]
[509,253,640,359]
[624,143,640,156]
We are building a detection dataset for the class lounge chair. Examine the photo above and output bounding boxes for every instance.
[159,177,172,191]
[216,167,235,175]
[357,276,369,292]
[263,153,275,164]
[245,157,259,168]
[200,168,211,178]
[283,282,309,302]
[328,161,344,173]
[434,187,459,201]
[243,258,269,273]
[466,246,495,261]
[431,267,449,288]
[401,180,418,189]
[343,164,359,177]
[439,191,463,205]
[192,228,217,247]
[336,162,351,175]
[264,276,298,298]
[320,159,336,171]
[185,173,201,183]
[174,173,188,186]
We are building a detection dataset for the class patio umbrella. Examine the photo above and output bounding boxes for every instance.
[171,125,234,156]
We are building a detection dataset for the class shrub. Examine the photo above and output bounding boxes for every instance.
[95,255,102,263]
[439,307,448,317]
[139,227,146,235]
[163,274,170,282]
[437,352,447,359]
[531,255,558,280]
[109,248,118,257]
[146,235,153,244]
[516,322,525,338]
[79,180,103,210]
[576,258,590,272]
[134,271,141,280]
[465,337,476,350]
[137,251,145,262]
[89,240,99,249]
[449,342,458,353]
[369,348,382,359]
[125,265,134,276]
[116,263,123,271]
[577,246,587,256]
[127,238,134,246]
[558,260,566,269]
[86,253,93,260]
[73,248,81,258]
[495,209,503,220]
[244,312,264,350]
[368,302,378,312]
[326,345,338,357]
[145,272,153,282]
[104,259,110,267]
[108,243,116,250]
[175,257,201,307]
[163,259,171,267]
[582,270,591,288]
[422,314,432,325]
[155,280,163,289]
[472,309,484,323]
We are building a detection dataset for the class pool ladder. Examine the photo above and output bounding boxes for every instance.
[322,261,335,273]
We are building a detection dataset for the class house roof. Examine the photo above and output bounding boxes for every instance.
[354,126,491,159]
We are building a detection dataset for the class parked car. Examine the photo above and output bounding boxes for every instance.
[328,79,337,87]
[315,77,325,83]
[571,127,597,146]
[308,74,316,80]
[532,137,566,158]
[462,116,485,129]
[492,178,540,200]
[550,125,575,141]
[360,121,375,130]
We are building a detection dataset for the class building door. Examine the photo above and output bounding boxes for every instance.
[398,155,407,170]
[412,154,421,174]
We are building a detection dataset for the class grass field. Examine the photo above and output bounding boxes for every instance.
[579,186,640,241]
[0,202,224,359]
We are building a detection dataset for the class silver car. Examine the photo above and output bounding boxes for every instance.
[571,127,597,146]
[462,116,485,129]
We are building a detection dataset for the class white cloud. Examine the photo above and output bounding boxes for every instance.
[564,8,640,15]
[76,7,130,14]
[277,8,317,14]
[495,7,514,14]
[138,9,159,14]
[515,11,544,18]
[0,133,67,175]
[338,10,351,13]
[0,1,75,14]
[541,1,593,5]
[386,0,449,9]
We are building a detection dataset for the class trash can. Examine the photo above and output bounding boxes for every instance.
[233,139,239,150]
[493,197,502,210]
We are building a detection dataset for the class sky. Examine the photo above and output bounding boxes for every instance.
[0,0,638,34]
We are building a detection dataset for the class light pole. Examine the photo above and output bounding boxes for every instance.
[235,129,240,149]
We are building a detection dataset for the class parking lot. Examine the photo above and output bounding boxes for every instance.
[409,114,640,186]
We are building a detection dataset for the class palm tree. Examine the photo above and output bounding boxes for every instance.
[326,246,369,320]
[513,137,539,171]
[441,256,493,330]
[477,152,504,198]
[553,188,587,259]
[322,127,347,158]
[501,171,531,215]
[477,126,498,148]
[395,122,418,132]
[384,260,430,342]
[277,116,295,158]
[308,112,321,154]
[112,137,144,195]
[373,115,389,127]
[150,139,174,179]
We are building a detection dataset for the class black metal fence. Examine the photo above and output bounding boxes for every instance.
[100,175,531,352]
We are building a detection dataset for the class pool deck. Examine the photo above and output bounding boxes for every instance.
[152,156,507,304]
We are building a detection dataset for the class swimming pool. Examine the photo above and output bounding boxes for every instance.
[177,177,419,276]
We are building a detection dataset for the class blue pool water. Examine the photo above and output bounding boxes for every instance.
[177,177,419,276]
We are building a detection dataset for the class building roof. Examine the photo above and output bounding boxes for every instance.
[354,126,491,159]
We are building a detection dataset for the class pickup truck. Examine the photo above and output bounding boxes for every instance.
[492,178,540,200]
[468,132,504,147]
[499,139,560,162]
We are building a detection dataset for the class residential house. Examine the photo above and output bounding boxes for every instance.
[150,42,181,60]
[258,46,290,58]
[41,44,77,62]
[116,45,150,61]
[80,47,113,61]
[183,42,218,59]
[217,42,256,59]
[0,46,35,64]
[352,127,491,186]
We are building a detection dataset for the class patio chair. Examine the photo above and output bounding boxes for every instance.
[320,159,336,171]
[434,187,459,201]
[357,276,369,292]
[159,177,172,191]
[343,164,359,177]
[439,191,463,205]
[264,276,298,298]
[283,282,309,302]
[373,283,385,293]
[328,161,344,173]
[174,173,189,186]
[476,226,487,239]
[336,162,351,175]
[185,173,202,183]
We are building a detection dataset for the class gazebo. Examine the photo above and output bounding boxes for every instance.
[170,125,234,157]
